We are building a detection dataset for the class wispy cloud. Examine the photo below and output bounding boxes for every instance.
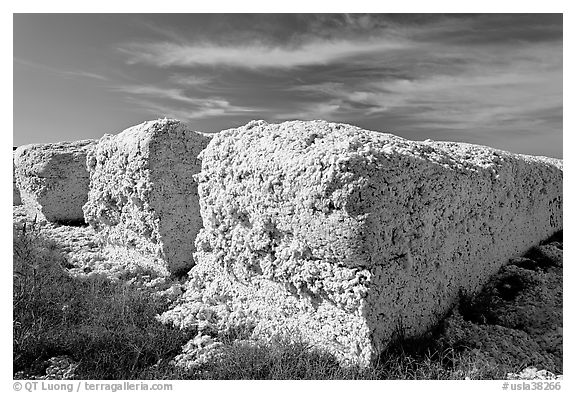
[168,74,214,87]
[125,98,230,121]
[60,70,109,81]
[275,100,345,121]
[118,14,561,71]
[114,84,259,121]
[15,57,109,81]
[279,40,562,135]
[119,38,414,70]
[113,85,216,105]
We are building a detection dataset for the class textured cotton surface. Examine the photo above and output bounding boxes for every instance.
[162,120,563,367]
[83,119,211,275]
[13,204,183,297]
[13,152,22,205]
[14,140,95,222]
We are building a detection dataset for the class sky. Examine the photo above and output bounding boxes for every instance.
[13,13,563,157]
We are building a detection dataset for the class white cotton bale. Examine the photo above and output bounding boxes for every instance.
[82,119,212,275]
[14,140,95,222]
[13,150,22,205]
[162,120,563,367]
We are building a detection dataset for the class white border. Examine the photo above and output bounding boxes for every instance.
[3,4,572,391]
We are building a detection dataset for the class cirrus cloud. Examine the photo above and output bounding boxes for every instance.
[119,38,415,70]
